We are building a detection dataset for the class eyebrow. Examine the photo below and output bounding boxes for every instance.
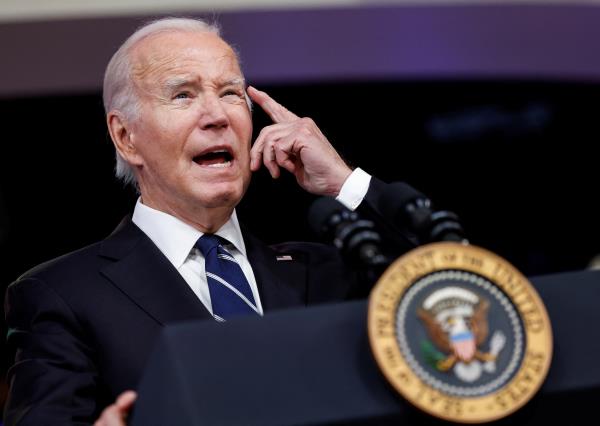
[163,77,196,93]
[163,77,246,92]
[223,78,245,87]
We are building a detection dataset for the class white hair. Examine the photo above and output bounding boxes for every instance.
[103,17,246,187]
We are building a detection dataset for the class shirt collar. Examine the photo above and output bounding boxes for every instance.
[131,198,247,268]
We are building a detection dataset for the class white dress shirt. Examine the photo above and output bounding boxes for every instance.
[132,202,264,317]
[336,167,371,210]
[131,168,371,317]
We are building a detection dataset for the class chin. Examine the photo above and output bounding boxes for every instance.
[193,182,245,209]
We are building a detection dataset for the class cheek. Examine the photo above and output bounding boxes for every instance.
[139,118,191,159]
[229,107,253,137]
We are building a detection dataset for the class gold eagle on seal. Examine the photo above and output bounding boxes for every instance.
[418,286,506,382]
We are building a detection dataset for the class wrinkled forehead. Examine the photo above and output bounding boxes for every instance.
[129,31,242,86]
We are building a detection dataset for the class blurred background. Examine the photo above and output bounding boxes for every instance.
[1,0,600,413]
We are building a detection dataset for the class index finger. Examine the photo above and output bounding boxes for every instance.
[247,86,299,123]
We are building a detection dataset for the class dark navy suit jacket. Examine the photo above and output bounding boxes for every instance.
[3,179,409,425]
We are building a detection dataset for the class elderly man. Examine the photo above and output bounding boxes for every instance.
[4,17,397,426]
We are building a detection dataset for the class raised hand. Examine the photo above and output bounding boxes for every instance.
[248,86,352,196]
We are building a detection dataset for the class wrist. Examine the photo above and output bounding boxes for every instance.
[328,165,353,197]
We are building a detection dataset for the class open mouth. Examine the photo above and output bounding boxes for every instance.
[193,149,233,168]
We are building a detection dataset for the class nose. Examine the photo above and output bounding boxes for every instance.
[198,93,229,130]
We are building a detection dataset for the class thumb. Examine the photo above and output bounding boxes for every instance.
[116,390,137,410]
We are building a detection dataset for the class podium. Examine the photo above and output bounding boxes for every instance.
[131,269,600,425]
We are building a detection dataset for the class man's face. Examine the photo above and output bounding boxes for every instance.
[127,31,252,222]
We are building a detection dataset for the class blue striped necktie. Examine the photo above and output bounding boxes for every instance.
[195,234,259,321]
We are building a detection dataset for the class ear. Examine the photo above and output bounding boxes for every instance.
[107,111,143,167]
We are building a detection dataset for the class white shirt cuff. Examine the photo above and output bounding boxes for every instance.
[335,167,372,211]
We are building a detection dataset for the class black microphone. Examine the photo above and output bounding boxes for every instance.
[379,182,467,244]
[308,197,390,270]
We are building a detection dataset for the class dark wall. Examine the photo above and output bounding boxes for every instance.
[1,79,598,285]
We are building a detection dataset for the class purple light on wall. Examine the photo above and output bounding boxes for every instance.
[1,4,600,97]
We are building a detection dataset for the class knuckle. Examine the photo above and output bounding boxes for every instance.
[256,127,269,141]
[258,124,278,139]
[297,118,313,135]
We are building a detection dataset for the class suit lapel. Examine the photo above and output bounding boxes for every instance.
[243,230,307,312]
[98,218,211,325]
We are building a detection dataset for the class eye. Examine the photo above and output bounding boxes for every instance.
[174,91,191,100]
[221,89,243,99]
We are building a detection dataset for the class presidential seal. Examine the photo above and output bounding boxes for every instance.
[368,242,552,423]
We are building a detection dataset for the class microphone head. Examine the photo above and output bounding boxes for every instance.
[379,182,432,233]
[379,182,428,221]
[308,196,389,270]
[308,197,348,238]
